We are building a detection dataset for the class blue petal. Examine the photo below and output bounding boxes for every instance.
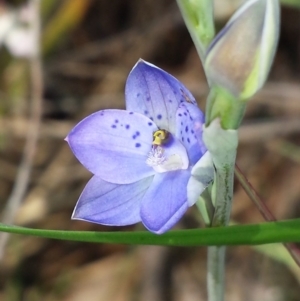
[72,175,153,226]
[66,109,157,184]
[140,170,190,234]
[125,60,197,134]
[175,103,207,165]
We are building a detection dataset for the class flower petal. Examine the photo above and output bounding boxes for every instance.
[187,151,214,206]
[72,175,153,226]
[176,102,207,165]
[125,60,197,133]
[66,109,157,184]
[140,170,190,234]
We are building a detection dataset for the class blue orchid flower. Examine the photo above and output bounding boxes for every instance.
[66,60,214,234]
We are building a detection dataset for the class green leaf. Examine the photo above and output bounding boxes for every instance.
[1,219,300,246]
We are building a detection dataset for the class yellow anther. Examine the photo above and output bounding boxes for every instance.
[152,130,169,145]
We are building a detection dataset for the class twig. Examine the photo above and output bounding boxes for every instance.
[234,164,300,267]
[0,0,43,260]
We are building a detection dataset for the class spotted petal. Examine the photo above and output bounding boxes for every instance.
[176,102,206,165]
[140,170,190,234]
[72,175,153,225]
[125,60,197,134]
[66,109,157,184]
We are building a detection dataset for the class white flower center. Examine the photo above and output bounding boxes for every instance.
[146,146,166,166]
[146,145,185,173]
[146,129,189,173]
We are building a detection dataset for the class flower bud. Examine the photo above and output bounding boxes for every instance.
[177,0,215,64]
[205,0,280,100]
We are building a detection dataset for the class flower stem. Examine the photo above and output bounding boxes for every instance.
[207,159,235,301]
[203,119,238,301]
[207,246,226,301]
[212,162,235,227]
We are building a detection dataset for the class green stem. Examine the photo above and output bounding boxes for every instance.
[212,162,235,227]
[203,119,238,301]
[207,162,235,301]
[205,86,246,130]
[208,246,226,301]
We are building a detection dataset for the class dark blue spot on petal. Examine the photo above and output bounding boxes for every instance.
[115,119,119,123]
[178,113,182,117]
[132,135,136,139]
[129,112,134,115]
[157,114,162,120]
[187,138,190,144]
[126,124,130,129]
[135,131,140,136]
[191,130,194,134]
[135,143,141,148]
[148,122,153,126]
[144,110,148,115]
[169,99,173,103]
[184,112,187,116]
[182,137,184,142]
[150,117,153,121]
[111,125,117,129]
[185,126,189,133]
